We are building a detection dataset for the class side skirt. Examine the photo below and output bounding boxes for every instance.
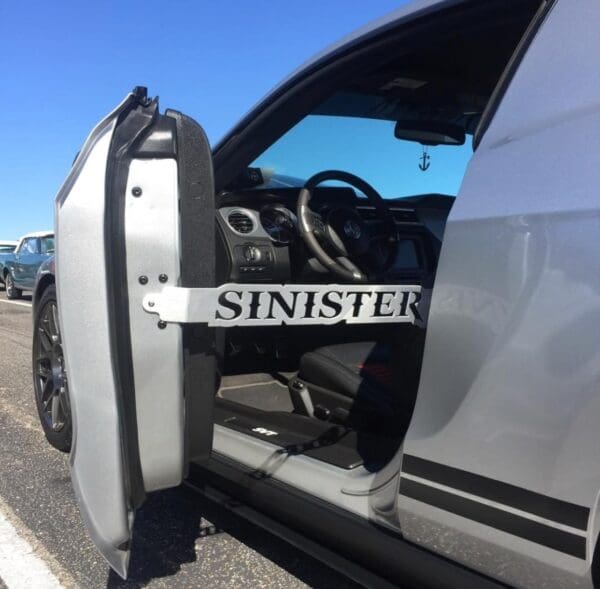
[187,455,509,589]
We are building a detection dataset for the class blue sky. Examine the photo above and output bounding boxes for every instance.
[0,0,411,239]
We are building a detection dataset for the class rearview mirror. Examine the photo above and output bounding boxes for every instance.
[394,120,465,146]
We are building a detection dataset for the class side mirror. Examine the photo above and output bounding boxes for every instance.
[394,120,465,146]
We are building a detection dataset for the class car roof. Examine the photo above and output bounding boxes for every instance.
[19,231,54,239]
[279,0,452,87]
[213,0,457,152]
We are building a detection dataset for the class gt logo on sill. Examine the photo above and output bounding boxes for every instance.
[143,283,428,327]
[252,427,278,437]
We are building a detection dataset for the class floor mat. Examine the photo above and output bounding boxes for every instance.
[218,374,294,413]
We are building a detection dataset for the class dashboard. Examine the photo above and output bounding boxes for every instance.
[215,187,453,284]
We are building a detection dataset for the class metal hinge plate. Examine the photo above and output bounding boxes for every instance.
[142,283,427,327]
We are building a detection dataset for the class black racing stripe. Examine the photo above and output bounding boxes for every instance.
[400,478,586,559]
[402,455,589,531]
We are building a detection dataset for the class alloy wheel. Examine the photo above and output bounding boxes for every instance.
[6,274,14,298]
[34,300,69,432]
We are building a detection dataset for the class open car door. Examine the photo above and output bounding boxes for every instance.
[55,88,216,578]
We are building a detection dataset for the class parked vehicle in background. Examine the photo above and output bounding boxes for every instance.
[0,240,17,252]
[0,240,18,287]
[3,231,54,299]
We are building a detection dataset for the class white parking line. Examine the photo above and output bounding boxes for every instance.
[0,508,63,589]
[0,299,31,308]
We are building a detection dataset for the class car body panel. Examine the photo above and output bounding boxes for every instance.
[55,91,216,579]
[56,115,133,576]
[33,255,55,315]
[123,157,185,491]
[399,1,600,587]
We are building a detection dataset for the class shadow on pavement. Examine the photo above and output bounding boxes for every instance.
[0,289,32,302]
[106,485,359,589]
[106,487,201,589]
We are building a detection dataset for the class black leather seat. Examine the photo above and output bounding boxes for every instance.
[298,341,394,400]
[296,333,425,430]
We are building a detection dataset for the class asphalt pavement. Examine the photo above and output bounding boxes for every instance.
[0,290,360,589]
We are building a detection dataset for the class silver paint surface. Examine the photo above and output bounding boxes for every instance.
[124,159,185,492]
[55,121,131,577]
[400,1,600,586]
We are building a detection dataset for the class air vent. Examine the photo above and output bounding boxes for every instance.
[358,207,419,224]
[357,207,378,221]
[227,210,254,234]
[391,209,418,224]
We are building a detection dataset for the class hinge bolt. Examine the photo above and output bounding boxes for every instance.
[132,186,142,197]
[157,320,167,329]
[147,300,155,308]
[138,275,148,285]
[159,274,168,283]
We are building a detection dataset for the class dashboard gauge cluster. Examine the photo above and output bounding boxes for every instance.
[259,204,298,245]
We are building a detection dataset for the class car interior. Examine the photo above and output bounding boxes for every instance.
[210,1,541,472]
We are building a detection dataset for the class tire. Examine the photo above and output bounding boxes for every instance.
[32,284,72,452]
[5,272,22,300]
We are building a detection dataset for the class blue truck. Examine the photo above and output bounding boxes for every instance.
[2,231,54,299]
[0,240,18,282]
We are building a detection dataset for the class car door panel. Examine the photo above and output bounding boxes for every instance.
[27,239,42,286]
[125,157,184,490]
[25,241,40,287]
[57,121,132,576]
[166,108,216,466]
[55,90,216,577]
[12,243,23,284]
[10,245,22,284]
[398,1,600,587]
[13,239,33,287]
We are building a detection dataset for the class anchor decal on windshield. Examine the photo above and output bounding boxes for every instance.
[419,145,430,171]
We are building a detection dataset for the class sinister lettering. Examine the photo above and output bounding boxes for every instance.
[373,291,396,317]
[208,284,424,326]
[266,291,300,319]
[409,291,422,323]
[347,291,372,317]
[303,291,317,319]
[319,291,343,319]
[397,290,410,317]
[248,291,262,319]
[215,290,243,320]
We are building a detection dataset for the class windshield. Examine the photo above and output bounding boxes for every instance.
[251,113,473,199]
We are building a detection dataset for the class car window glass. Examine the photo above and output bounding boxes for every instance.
[250,111,473,199]
[41,237,54,254]
[21,238,39,255]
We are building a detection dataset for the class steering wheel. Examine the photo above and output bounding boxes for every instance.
[297,170,398,282]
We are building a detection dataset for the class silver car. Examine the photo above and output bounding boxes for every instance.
[43,0,600,586]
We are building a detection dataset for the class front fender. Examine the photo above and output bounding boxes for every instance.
[33,257,56,317]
